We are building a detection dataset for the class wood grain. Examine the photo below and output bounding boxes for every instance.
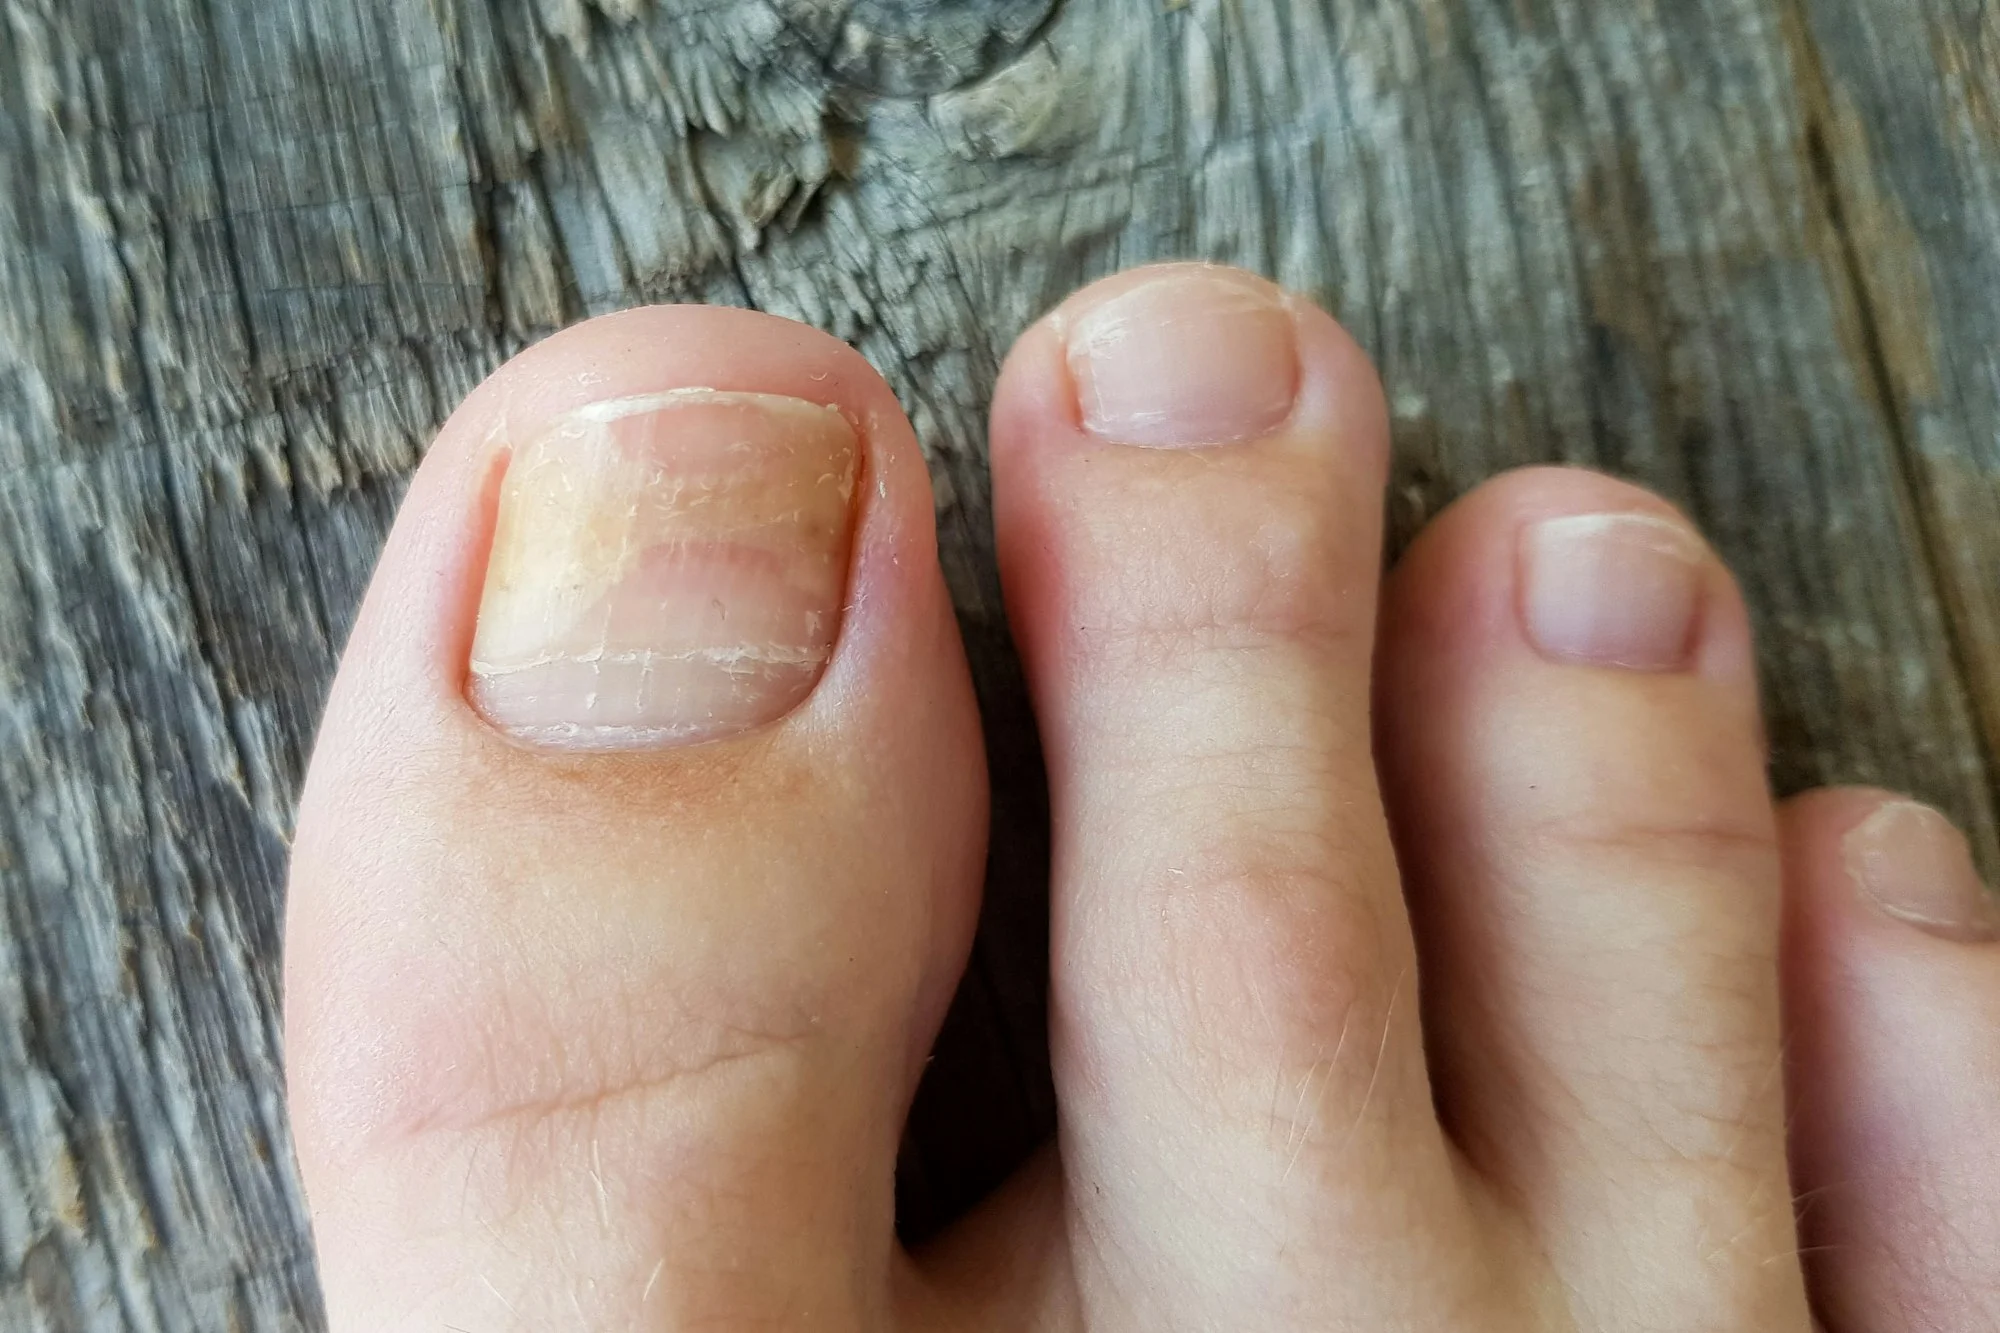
[1,0,1994,1325]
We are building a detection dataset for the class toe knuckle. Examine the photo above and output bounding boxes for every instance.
[1130,825,1402,1071]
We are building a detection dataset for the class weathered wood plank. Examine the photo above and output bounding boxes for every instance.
[1,0,1994,1326]
[1787,0,2000,850]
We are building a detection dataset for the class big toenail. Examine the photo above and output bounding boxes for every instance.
[1064,267,1299,447]
[467,389,858,749]
[1520,512,1705,671]
[1844,801,1999,942]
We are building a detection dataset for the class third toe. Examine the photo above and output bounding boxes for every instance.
[1376,467,1811,1328]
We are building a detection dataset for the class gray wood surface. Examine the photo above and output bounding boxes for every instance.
[2,0,1995,1326]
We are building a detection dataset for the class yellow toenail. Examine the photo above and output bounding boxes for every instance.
[467,388,858,749]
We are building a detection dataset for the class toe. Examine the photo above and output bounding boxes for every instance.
[1375,467,1812,1326]
[989,265,1480,1327]
[285,307,987,1329]
[1780,787,2000,1331]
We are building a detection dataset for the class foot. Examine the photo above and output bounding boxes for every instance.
[285,266,2000,1331]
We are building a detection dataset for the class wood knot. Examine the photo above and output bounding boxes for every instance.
[780,0,1060,96]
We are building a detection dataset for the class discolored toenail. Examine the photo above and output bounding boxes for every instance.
[1063,266,1300,447]
[1843,801,2000,943]
[467,389,858,749]
[1519,512,1706,672]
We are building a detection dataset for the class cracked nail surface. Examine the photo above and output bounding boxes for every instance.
[468,388,858,749]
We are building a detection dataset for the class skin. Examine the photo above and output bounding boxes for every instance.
[284,265,2000,1331]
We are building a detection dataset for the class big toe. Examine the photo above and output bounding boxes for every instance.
[284,307,987,1330]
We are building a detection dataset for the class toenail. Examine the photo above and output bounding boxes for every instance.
[467,388,858,749]
[1063,266,1299,447]
[1843,801,1999,942]
[1519,512,1705,671]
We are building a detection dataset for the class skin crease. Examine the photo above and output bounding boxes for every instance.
[284,268,2000,1333]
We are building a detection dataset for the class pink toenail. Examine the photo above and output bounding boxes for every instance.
[1843,800,1999,942]
[1064,266,1300,447]
[1520,512,1706,672]
[467,388,858,749]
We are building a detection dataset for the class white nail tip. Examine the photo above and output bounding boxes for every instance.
[570,387,850,427]
[1532,512,1704,560]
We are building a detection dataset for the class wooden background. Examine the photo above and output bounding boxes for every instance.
[2,0,1995,1326]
